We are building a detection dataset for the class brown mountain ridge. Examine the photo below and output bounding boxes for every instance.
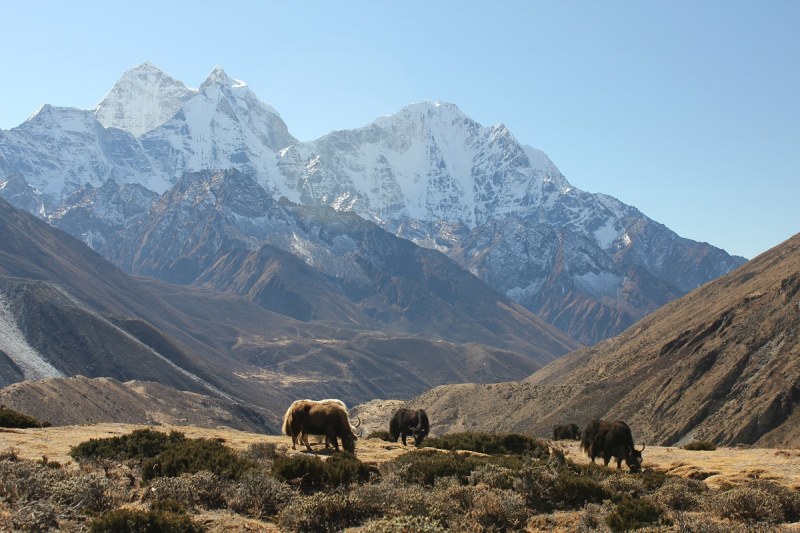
[405,231,800,447]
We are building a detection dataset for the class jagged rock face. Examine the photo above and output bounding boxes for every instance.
[0,63,747,343]
[0,173,51,218]
[93,61,198,137]
[49,180,159,249]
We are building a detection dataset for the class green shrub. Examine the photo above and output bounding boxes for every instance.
[323,452,379,486]
[423,432,549,456]
[70,428,186,462]
[141,438,253,482]
[552,470,611,508]
[270,452,378,488]
[684,440,717,451]
[271,454,326,487]
[389,450,484,486]
[0,406,50,429]
[367,430,391,441]
[605,497,665,531]
[150,499,187,514]
[88,507,205,533]
[35,455,62,469]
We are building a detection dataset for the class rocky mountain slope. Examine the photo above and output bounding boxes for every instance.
[0,198,572,427]
[0,376,269,431]
[403,231,800,447]
[0,63,745,343]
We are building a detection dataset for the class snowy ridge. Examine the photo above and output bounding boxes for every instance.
[93,61,198,137]
[0,63,747,344]
[0,293,64,380]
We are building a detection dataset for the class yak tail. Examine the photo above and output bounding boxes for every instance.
[389,416,400,442]
[282,402,298,436]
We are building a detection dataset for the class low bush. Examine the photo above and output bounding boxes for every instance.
[707,485,782,524]
[367,430,391,441]
[551,470,611,509]
[35,456,62,469]
[464,487,529,532]
[389,450,486,486]
[146,471,227,509]
[70,428,186,462]
[271,454,326,487]
[0,406,50,429]
[360,515,446,533]
[270,452,377,488]
[708,481,800,524]
[276,490,381,532]
[684,440,717,451]
[88,507,205,533]
[468,463,517,490]
[238,442,280,465]
[423,432,549,457]
[651,478,707,512]
[141,438,253,482]
[224,469,295,517]
[601,473,646,498]
[324,452,379,486]
[605,496,666,532]
[5,500,58,533]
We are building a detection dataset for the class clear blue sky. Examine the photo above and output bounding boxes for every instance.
[2,1,798,260]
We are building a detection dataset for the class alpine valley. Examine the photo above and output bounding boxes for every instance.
[0,62,745,348]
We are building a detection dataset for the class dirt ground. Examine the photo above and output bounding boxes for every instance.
[2,423,800,491]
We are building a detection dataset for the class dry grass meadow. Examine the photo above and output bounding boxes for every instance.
[3,423,800,532]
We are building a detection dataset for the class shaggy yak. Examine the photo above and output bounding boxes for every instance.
[552,423,582,440]
[581,419,645,472]
[389,408,430,446]
[282,399,360,453]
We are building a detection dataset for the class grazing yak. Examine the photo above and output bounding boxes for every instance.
[552,423,582,441]
[580,419,645,473]
[389,408,430,446]
[282,399,360,453]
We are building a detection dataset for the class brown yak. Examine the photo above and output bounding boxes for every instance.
[282,399,360,453]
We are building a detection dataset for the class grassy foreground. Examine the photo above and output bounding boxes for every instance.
[1,425,800,532]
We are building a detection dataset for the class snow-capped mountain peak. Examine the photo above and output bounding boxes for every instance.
[93,61,198,137]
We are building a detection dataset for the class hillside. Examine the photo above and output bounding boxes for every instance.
[404,231,800,447]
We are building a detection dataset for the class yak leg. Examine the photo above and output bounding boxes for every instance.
[301,432,313,452]
[291,436,297,450]
[401,432,408,446]
[327,430,340,451]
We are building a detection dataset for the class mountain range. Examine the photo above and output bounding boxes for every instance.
[0,192,578,429]
[0,62,746,344]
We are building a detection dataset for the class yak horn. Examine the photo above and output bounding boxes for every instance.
[637,443,646,452]
[354,415,362,428]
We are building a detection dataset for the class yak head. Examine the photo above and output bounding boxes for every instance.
[343,416,362,454]
[626,443,646,473]
[411,417,429,447]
